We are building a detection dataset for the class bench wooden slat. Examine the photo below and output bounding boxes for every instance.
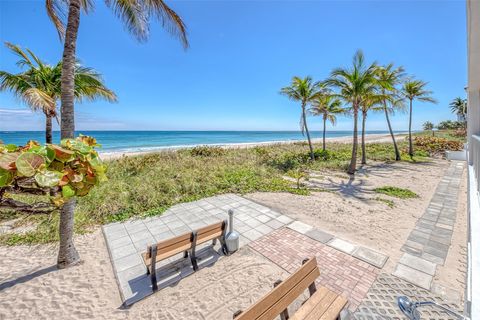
[197,221,224,236]
[258,267,320,320]
[197,228,223,244]
[291,289,337,320]
[145,232,192,259]
[143,241,193,271]
[237,258,319,320]
[318,296,348,320]
[287,287,330,320]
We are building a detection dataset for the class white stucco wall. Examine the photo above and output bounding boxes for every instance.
[467,1,480,319]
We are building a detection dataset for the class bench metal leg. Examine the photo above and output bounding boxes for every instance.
[302,258,317,296]
[183,250,189,258]
[212,238,217,246]
[190,231,199,271]
[274,280,289,320]
[150,246,158,291]
[220,219,229,255]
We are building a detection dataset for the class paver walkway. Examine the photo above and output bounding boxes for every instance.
[103,194,294,306]
[393,161,465,290]
[249,227,381,311]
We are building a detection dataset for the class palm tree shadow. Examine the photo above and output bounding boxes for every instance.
[0,265,57,292]
[312,174,372,200]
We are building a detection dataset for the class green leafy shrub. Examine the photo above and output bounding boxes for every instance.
[412,136,464,155]
[374,186,418,199]
[0,136,106,206]
[286,167,309,189]
[189,145,226,157]
[268,151,309,171]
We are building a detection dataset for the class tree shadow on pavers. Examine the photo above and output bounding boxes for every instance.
[121,245,226,308]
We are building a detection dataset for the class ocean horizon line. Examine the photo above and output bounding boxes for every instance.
[1,130,408,153]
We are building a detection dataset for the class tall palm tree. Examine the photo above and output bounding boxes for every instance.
[375,64,405,161]
[46,0,188,268]
[0,43,117,144]
[402,80,437,157]
[280,76,322,160]
[359,92,383,164]
[325,50,377,174]
[449,97,467,127]
[310,93,344,151]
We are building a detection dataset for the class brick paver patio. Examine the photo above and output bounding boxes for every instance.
[249,227,380,311]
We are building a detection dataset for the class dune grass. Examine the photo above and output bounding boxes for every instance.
[374,186,418,199]
[0,140,428,245]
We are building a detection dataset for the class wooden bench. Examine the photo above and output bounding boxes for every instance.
[142,220,228,291]
[233,257,348,320]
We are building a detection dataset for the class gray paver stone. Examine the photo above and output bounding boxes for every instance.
[392,264,432,289]
[305,228,334,244]
[398,253,436,276]
[352,247,388,268]
[287,221,313,234]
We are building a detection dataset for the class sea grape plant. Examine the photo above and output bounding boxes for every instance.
[0,136,106,212]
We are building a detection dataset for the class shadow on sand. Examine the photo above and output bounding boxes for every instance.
[0,265,57,292]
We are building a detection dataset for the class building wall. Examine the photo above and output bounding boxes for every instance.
[467,1,480,318]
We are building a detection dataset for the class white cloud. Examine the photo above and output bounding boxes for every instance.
[0,108,33,115]
[0,106,128,131]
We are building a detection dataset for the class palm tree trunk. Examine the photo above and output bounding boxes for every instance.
[408,98,414,157]
[57,199,79,268]
[322,114,327,151]
[57,0,81,269]
[348,105,358,174]
[302,104,315,161]
[361,110,367,165]
[383,101,400,161]
[45,115,53,144]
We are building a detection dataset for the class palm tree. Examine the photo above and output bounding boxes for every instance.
[280,76,322,160]
[423,121,435,136]
[46,0,188,268]
[375,64,405,161]
[359,93,383,164]
[325,50,377,174]
[0,43,117,144]
[310,93,344,151]
[449,97,467,127]
[402,80,437,157]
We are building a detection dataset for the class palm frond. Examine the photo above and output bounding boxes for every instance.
[4,42,35,69]
[45,0,92,40]
[105,0,149,41]
[23,88,56,113]
[144,0,188,48]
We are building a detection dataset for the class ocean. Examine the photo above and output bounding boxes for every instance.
[0,131,393,153]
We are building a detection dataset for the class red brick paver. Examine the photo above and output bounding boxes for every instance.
[249,228,380,311]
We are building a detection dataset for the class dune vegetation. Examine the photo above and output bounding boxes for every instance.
[0,139,434,245]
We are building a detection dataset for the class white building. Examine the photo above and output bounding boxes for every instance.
[466,0,480,318]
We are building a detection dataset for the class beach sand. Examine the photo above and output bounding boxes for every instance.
[0,231,287,320]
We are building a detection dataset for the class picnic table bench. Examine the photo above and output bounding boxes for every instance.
[233,257,348,320]
[142,220,228,291]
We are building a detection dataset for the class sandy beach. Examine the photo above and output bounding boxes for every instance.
[99,133,407,160]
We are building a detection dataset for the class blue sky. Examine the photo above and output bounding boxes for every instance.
[0,0,467,131]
